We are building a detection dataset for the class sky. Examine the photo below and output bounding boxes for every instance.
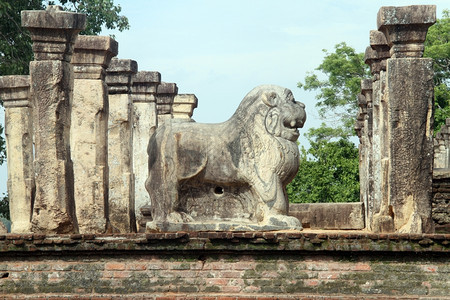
[0,0,448,195]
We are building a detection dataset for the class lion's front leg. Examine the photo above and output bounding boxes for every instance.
[254,178,302,230]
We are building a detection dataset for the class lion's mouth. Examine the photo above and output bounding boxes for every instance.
[282,116,304,141]
[284,127,300,141]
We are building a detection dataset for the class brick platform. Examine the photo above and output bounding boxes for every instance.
[0,231,449,299]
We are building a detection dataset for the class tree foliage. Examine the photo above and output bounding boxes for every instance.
[0,193,9,220]
[287,127,360,203]
[0,0,129,76]
[298,42,370,137]
[53,0,129,35]
[424,9,450,132]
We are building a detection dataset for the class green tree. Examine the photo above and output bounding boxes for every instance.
[0,0,129,76]
[424,9,450,132]
[0,193,9,219]
[297,42,370,137]
[287,43,368,203]
[287,127,360,203]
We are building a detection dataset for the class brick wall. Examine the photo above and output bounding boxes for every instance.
[432,171,450,233]
[0,232,448,299]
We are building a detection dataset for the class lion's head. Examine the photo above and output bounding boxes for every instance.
[234,85,306,142]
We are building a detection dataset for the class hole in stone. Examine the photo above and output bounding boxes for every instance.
[214,186,224,195]
[1,273,9,279]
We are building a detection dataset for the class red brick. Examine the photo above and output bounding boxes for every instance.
[318,272,340,279]
[206,278,229,286]
[105,262,125,270]
[220,271,242,278]
[354,263,371,271]
[113,271,131,278]
[126,263,147,271]
[305,279,320,286]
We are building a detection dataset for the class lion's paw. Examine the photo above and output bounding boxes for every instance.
[167,212,194,223]
[266,215,303,230]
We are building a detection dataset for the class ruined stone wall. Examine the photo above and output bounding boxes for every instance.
[432,171,450,233]
[0,232,448,298]
[432,120,450,232]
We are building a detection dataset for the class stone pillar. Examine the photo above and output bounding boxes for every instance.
[156,82,178,124]
[434,119,450,169]
[356,79,373,230]
[0,76,34,233]
[106,58,138,233]
[21,6,85,233]
[376,5,436,233]
[364,30,391,232]
[71,36,118,233]
[131,71,161,230]
[172,94,198,120]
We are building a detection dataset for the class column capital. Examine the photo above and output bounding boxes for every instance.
[0,75,31,108]
[173,94,198,119]
[156,82,178,115]
[21,5,86,61]
[106,58,138,94]
[364,47,382,78]
[72,35,118,80]
[360,79,373,96]
[370,30,390,71]
[377,5,436,58]
[132,71,161,103]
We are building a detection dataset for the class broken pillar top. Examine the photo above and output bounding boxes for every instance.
[157,82,178,95]
[133,71,161,84]
[0,75,31,108]
[107,58,138,74]
[21,5,86,61]
[369,30,390,67]
[132,71,162,102]
[358,93,367,109]
[156,82,178,115]
[360,78,373,94]
[72,35,118,80]
[106,58,138,94]
[364,46,382,77]
[172,94,198,119]
[377,5,436,58]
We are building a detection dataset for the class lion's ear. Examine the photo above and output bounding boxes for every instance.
[261,91,278,107]
[265,108,280,135]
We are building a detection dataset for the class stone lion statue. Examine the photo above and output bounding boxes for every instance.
[146,85,306,231]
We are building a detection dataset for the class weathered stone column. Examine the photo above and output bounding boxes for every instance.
[364,30,391,232]
[106,58,138,233]
[377,5,436,233]
[156,82,178,124]
[71,36,118,233]
[0,76,34,233]
[131,71,161,230]
[356,79,373,230]
[22,6,85,233]
[434,119,450,169]
[172,94,198,120]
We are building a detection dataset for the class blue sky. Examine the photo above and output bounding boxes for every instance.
[0,1,448,194]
